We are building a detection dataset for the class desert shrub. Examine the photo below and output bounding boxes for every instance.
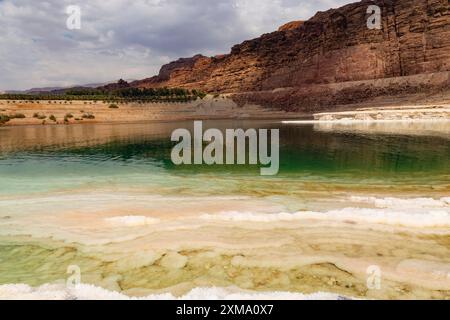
[192,90,207,99]
[65,113,74,118]
[33,112,46,120]
[109,104,119,109]
[49,115,56,121]
[82,113,95,119]
[10,113,26,119]
[0,114,10,124]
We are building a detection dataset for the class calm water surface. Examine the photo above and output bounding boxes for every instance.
[0,120,448,196]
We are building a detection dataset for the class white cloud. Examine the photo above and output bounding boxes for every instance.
[0,0,354,90]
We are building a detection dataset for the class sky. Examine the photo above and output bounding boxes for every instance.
[0,0,354,91]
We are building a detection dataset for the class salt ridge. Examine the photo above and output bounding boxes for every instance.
[0,283,346,300]
[105,216,160,227]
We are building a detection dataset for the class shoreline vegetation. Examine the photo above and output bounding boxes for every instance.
[0,86,207,103]
[0,96,297,127]
[0,84,211,126]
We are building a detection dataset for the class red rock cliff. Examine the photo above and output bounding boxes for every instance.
[132,0,450,108]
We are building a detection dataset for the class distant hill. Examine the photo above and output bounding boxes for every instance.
[6,80,136,94]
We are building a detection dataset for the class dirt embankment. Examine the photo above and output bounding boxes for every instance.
[0,97,299,127]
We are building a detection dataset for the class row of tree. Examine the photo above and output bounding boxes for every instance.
[0,87,207,102]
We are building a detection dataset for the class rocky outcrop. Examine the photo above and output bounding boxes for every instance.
[232,71,450,112]
[278,21,304,32]
[131,0,450,111]
[133,55,213,88]
[101,79,130,91]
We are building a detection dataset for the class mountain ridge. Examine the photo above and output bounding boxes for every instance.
[127,0,448,98]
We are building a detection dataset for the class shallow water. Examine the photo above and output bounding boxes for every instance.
[0,120,449,299]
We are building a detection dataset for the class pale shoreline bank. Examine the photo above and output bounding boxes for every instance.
[0,97,300,127]
[1,97,449,127]
[284,106,450,123]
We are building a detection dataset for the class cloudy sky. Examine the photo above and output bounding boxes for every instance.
[0,0,353,91]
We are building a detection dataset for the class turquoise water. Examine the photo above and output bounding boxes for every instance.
[0,120,448,196]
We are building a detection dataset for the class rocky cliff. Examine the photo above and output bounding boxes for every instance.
[131,0,450,111]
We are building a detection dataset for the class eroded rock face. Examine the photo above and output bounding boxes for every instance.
[131,0,450,110]
[134,55,213,88]
[278,21,305,32]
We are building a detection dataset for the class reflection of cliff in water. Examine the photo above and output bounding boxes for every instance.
[0,122,185,154]
[2,121,448,177]
[280,124,450,175]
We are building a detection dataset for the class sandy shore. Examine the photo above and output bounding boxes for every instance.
[2,97,449,128]
[0,97,299,126]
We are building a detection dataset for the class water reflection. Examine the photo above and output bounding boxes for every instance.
[0,121,449,176]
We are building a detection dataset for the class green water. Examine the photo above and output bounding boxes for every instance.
[0,120,448,196]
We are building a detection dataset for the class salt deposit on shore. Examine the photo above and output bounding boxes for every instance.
[284,106,450,124]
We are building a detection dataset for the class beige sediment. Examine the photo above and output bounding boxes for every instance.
[1,190,449,299]
[1,217,449,299]
[0,96,298,127]
[2,97,449,128]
